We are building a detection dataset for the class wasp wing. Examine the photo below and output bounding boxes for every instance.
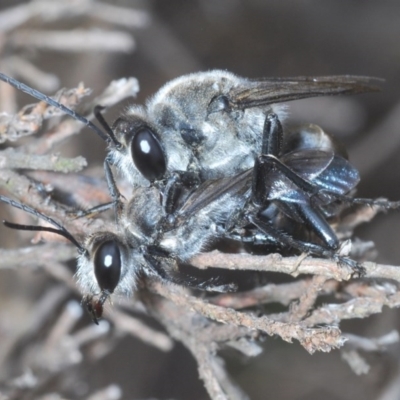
[265,150,333,203]
[267,149,359,204]
[284,150,360,196]
[312,155,360,195]
[178,148,359,216]
[177,169,252,221]
[229,75,382,109]
[282,150,334,181]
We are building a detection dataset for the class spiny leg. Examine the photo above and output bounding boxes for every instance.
[70,158,125,221]
[261,113,283,156]
[317,191,400,210]
[248,214,365,276]
[252,153,319,206]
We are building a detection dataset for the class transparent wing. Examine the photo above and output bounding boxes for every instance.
[229,75,382,109]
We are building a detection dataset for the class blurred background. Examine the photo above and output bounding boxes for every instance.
[0,0,400,399]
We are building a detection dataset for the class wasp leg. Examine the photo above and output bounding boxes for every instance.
[160,173,185,215]
[252,154,318,206]
[70,201,115,219]
[261,113,283,156]
[160,170,202,216]
[248,214,365,276]
[70,158,124,221]
[281,202,339,250]
[317,191,400,210]
[224,227,280,245]
[143,252,237,292]
[102,158,127,225]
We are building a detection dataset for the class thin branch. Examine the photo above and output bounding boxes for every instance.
[23,77,139,154]
[146,280,345,354]
[303,288,400,327]
[341,350,370,375]
[106,308,174,352]
[10,29,135,53]
[344,331,400,352]
[288,275,328,322]
[211,279,339,309]
[3,56,60,92]
[93,2,150,28]
[86,385,122,400]
[143,286,249,400]
[0,148,87,173]
[190,250,400,283]
[0,244,76,270]
[0,85,92,143]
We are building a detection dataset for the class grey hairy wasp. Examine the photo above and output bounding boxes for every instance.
[0,70,380,191]
[0,174,249,323]
[1,71,399,324]
[0,71,386,236]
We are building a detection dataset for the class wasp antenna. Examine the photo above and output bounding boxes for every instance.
[0,72,111,144]
[0,195,85,254]
[94,105,122,148]
[3,221,86,254]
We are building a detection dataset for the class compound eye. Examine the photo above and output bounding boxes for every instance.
[94,240,121,293]
[131,128,166,181]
